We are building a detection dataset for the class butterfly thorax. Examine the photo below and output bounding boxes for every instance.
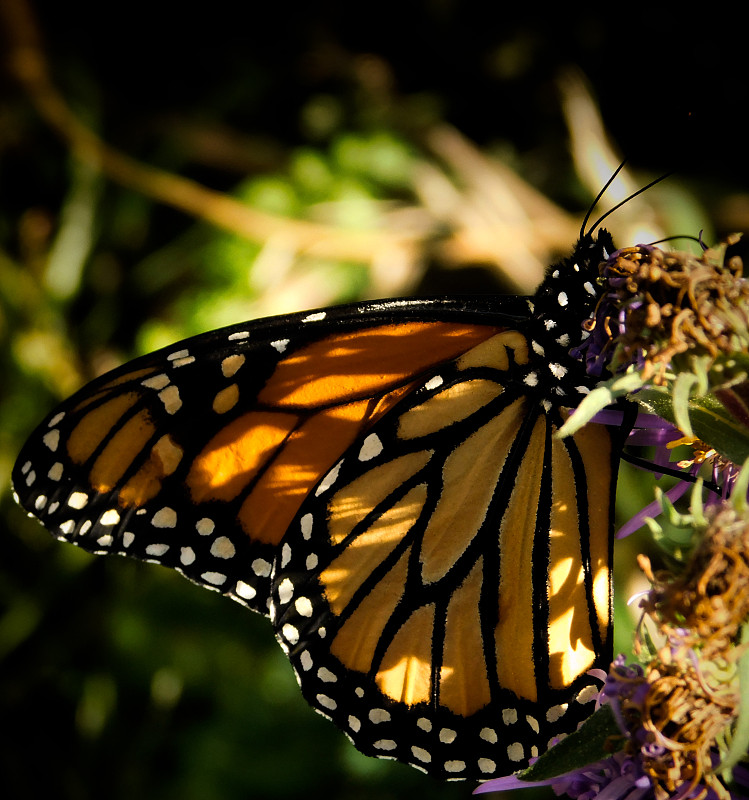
[519,230,614,409]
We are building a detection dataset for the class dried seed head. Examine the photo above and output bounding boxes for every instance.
[596,238,749,384]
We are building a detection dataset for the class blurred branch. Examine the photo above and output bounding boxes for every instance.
[0,0,423,263]
[422,125,580,291]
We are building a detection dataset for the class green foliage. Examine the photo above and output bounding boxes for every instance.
[637,385,749,466]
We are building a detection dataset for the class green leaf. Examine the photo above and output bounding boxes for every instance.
[558,372,645,438]
[672,372,699,437]
[732,459,749,514]
[660,489,686,528]
[688,479,707,528]
[517,705,623,782]
[636,387,749,465]
[688,398,749,464]
[632,385,675,420]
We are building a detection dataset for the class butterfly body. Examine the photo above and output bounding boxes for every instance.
[13,230,624,780]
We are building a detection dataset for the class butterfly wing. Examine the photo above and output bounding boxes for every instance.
[12,297,521,617]
[12,290,624,781]
[270,327,622,779]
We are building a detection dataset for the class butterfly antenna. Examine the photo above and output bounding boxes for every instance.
[586,171,672,236]
[648,234,705,250]
[580,159,629,238]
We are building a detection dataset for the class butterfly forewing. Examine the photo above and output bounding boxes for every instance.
[12,298,517,618]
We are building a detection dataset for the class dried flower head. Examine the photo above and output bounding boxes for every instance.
[601,237,749,384]
[572,236,749,386]
[612,500,749,800]
[640,503,749,658]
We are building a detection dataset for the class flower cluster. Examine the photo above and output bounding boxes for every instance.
[480,234,749,800]
[578,237,749,799]
[576,236,749,386]
[603,499,749,800]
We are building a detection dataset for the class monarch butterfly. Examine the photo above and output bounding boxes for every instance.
[13,224,628,781]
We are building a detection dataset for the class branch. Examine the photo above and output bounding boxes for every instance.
[1,0,424,263]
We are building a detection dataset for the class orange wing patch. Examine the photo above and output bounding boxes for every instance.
[418,398,527,585]
[376,601,435,705]
[440,559,490,715]
[187,411,300,503]
[330,545,413,675]
[120,434,184,505]
[547,429,596,689]
[322,481,430,615]
[494,413,545,703]
[89,409,158,493]
[258,322,499,408]
[68,392,143,465]
[567,421,615,641]
[237,393,425,546]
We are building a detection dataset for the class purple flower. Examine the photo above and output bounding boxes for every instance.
[474,752,653,800]
[586,410,697,537]
[551,753,652,800]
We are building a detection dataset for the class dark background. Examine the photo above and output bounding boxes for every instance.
[1,2,747,799]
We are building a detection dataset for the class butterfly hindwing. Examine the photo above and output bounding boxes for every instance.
[270,327,619,779]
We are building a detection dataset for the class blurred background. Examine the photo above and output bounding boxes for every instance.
[1,1,747,798]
